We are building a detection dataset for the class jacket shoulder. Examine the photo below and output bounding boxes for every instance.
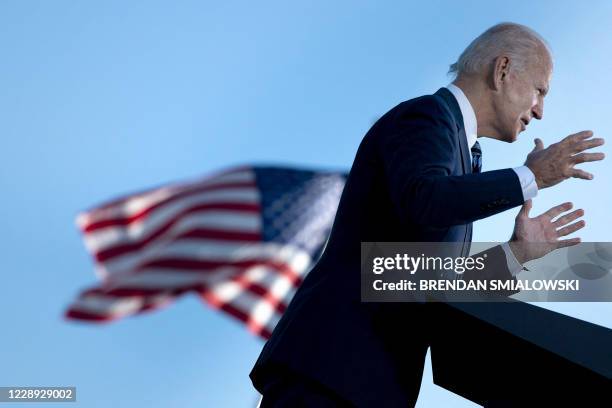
[356,92,459,162]
[391,93,456,127]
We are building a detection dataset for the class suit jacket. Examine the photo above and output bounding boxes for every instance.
[250,88,525,407]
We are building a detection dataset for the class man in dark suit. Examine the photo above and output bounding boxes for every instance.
[250,22,605,407]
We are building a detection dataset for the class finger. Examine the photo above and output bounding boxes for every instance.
[557,220,586,237]
[564,130,594,144]
[555,237,581,249]
[573,138,605,153]
[543,202,573,219]
[553,208,584,227]
[532,138,545,152]
[519,199,532,217]
[569,168,594,180]
[571,152,606,164]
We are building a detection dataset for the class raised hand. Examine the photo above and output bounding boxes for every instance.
[508,200,584,264]
[524,131,605,189]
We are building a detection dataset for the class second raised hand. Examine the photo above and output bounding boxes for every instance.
[508,199,585,264]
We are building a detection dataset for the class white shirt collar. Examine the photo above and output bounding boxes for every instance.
[446,83,478,149]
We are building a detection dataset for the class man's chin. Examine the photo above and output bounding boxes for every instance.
[492,133,517,143]
[480,131,518,143]
[504,129,521,143]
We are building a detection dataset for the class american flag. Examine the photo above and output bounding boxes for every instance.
[65,165,347,339]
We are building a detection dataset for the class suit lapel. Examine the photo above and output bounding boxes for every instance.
[435,88,473,252]
[434,88,472,175]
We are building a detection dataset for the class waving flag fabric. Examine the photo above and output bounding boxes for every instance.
[65,165,347,338]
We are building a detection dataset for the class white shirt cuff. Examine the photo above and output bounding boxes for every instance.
[512,166,538,201]
[501,242,524,277]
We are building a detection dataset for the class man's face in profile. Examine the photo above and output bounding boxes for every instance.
[493,51,552,143]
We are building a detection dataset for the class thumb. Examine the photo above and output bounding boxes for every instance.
[519,199,532,217]
[531,138,545,152]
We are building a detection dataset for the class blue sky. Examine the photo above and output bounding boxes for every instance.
[1,1,610,406]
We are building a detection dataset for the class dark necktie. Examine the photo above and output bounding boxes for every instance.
[471,140,482,173]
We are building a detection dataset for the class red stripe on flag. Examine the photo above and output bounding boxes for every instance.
[200,292,281,340]
[176,228,261,241]
[65,294,176,322]
[81,285,195,298]
[65,309,115,322]
[90,166,251,212]
[137,258,298,274]
[83,181,257,232]
[93,205,261,263]
[68,261,300,332]
[80,261,303,298]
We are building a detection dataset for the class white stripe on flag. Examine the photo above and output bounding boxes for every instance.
[85,208,261,253]
[70,293,175,317]
[76,169,256,228]
[99,241,311,278]
[206,283,284,332]
[70,294,145,316]
[100,262,305,294]
[101,266,238,289]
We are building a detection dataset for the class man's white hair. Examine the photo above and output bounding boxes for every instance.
[449,22,552,77]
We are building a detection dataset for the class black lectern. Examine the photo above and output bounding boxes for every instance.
[429,301,612,406]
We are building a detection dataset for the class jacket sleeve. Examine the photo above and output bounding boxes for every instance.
[379,97,524,228]
[429,245,519,301]
[463,245,519,297]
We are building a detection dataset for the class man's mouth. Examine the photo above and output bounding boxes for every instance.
[520,118,529,130]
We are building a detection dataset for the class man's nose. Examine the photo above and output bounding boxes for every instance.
[532,101,544,120]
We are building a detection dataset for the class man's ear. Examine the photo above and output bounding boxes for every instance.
[492,56,510,91]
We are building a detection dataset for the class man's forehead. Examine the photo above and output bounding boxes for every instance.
[539,50,554,80]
